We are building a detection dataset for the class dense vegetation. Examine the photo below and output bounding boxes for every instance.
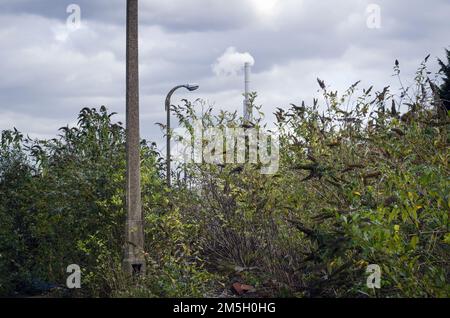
[438,49,450,111]
[0,59,448,297]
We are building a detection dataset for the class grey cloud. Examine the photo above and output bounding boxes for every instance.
[0,0,449,148]
[0,0,260,32]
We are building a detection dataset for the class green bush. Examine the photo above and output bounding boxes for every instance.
[0,107,160,296]
[168,60,449,297]
[0,106,218,297]
[1,58,448,298]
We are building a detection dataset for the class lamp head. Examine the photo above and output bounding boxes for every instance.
[185,84,199,91]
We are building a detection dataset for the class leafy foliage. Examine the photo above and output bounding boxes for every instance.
[0,106,184,296]
[0,59,448,298]
[438,49,450,111]
[167,59,449,297]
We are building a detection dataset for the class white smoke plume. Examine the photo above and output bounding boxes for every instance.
[212,47,255,77]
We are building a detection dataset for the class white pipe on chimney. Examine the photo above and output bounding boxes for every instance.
[243,62,251,121]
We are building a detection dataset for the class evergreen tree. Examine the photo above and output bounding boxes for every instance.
[437,49,450,111]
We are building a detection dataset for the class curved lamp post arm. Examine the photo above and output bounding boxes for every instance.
[165,85,185,111]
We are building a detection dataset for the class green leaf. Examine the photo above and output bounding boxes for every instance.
[410,236,419,249]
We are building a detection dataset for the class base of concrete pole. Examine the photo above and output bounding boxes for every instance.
[123,258,146,276]
[123,218,146,276]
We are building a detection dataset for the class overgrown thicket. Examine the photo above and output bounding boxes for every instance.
[0,60,448,297]
[438,49,450,111]
[166,58,449,297]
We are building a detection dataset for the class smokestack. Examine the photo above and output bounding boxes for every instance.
[243,62,251,121]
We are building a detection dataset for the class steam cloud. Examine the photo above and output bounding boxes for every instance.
[212,47,255,77]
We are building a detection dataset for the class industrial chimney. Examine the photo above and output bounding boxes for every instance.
[243,62,252,122]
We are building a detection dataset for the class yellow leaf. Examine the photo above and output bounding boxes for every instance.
[353,191,361,196]
[444,233,450,245]
[356,260,368,268]
[410,236,419,249]
[394,225,400,232]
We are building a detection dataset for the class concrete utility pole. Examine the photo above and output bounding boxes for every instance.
[123,0,145,275]
[243,62,252,122]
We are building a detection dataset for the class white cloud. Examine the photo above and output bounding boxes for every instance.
[250,0,282,19]
[212,47,255,77]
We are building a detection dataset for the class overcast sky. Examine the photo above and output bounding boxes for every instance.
[0,0,449,150]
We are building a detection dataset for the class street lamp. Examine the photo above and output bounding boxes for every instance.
[165,84,199,187]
